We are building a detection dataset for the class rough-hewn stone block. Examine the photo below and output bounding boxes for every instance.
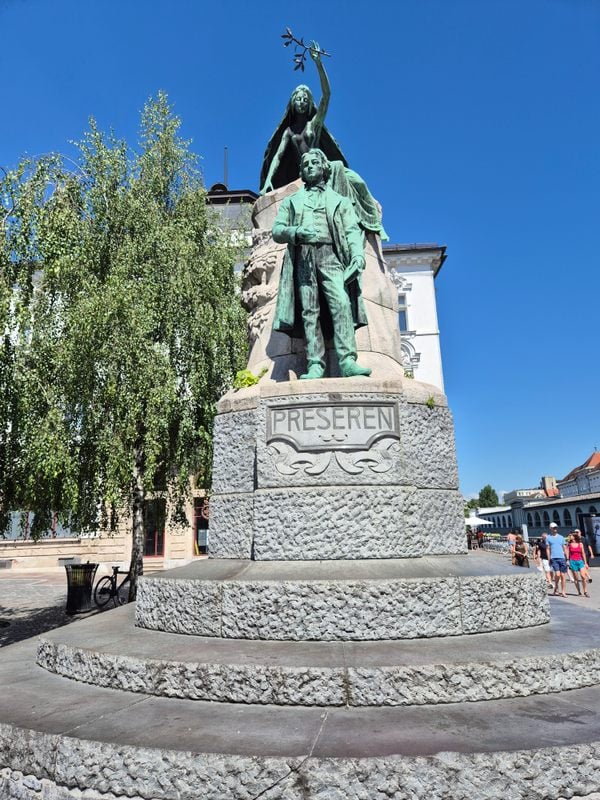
[221,578,461,641]
[211,409,256,494]
[252,485,422,560]
[208,493,254,559]
[135,577,222,636]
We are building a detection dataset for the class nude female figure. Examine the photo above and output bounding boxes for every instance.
[259,43,387,239]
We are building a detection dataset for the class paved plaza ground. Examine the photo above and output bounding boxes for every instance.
[0,553,600,799]
[0,568,93,647]
[1,552,599,647]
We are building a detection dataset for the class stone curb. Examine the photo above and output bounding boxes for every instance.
[36,637,600,708]
[135,571,550,641]
[1,723,600,800]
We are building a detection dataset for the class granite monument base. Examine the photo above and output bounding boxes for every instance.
[210,377,466,561]
[0,595,598,800]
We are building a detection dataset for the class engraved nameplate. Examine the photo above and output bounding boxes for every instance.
[266,402,400,452]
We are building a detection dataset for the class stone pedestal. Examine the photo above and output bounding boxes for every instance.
[210,378,465,561]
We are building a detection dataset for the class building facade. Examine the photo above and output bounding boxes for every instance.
[476,452,600,553]
[383,243,447,391]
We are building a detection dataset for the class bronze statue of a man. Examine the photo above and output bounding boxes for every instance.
[272,149,371,380]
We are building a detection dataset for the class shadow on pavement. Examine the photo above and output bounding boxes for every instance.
[0,601,90,647]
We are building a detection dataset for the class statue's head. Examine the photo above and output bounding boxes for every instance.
[300,148,331,186]
[288,85,316,118]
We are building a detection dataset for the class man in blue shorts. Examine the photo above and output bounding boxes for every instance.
[547,522,568,597]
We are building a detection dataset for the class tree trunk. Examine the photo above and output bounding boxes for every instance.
[128,443,145,601]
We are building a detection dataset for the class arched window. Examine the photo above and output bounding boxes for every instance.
[589,506,598,514]
[502,515,507,527]
[563,509,572,527]
[543,511,550,525]
[507,515,513,527]
[527,513,533,526]
[553,510,561,525]
[534,512,541,527]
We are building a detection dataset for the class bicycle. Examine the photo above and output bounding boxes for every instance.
[94,566,131,609]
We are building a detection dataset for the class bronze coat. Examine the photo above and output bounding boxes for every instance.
[272,185,368,341]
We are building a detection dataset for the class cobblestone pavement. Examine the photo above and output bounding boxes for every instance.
[0,570,98,647]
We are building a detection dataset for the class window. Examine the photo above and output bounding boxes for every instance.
[534,512,541,527]
[552,510,561,525]
[563,509,572,527]
[543,511,550,525]
[527,513,533,526]
[502,515,507,527]
[398,293,408,332]
[507,515,513,527]
[589,506,598,514]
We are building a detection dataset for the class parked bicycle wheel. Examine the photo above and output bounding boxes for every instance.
[94,576,114,609]
[116,578,130,605]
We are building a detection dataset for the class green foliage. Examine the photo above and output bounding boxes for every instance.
[233,366,268,390]
[464,497,479,517]
[425,395,435,410]
[0,93,247,550]
[478,484,499,508]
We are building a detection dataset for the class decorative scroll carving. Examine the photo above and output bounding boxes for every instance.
[267,437,400,477]
[267,442,332,476]
[333,437,400,475]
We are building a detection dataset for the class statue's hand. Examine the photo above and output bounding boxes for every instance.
[309,41,321,63]
[350,255,365,273]
[296,226,318,243]
[344,256,366,284]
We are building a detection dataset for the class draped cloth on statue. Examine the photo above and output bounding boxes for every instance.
[328,161,388,240]
[259,116,347,191]
[259,116,387,240]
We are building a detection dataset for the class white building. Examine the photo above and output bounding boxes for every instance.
[558,451,600,497]
[383,243,447,391]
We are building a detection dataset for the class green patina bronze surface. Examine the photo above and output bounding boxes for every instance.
[272,149,371,380]
[260,43,387,240]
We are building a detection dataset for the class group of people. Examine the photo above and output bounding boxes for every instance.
[529,524,593,598]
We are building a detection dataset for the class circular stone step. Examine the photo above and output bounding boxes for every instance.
[135,554,549,641]
[37,600,600,707]
[3,639,600,800]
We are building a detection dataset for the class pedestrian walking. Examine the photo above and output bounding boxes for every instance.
[534,532,553,587]
[548,523,569,597]
[574,528,594,584]
[568,531,590,598]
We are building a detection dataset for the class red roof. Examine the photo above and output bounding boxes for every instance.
[561,451,600,483]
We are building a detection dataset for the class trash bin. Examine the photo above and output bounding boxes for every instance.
[65,562,98,615]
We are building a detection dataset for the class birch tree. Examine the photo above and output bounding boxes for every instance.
[0,93,246,596]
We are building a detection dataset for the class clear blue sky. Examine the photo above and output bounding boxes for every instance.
[1,0,599,498]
